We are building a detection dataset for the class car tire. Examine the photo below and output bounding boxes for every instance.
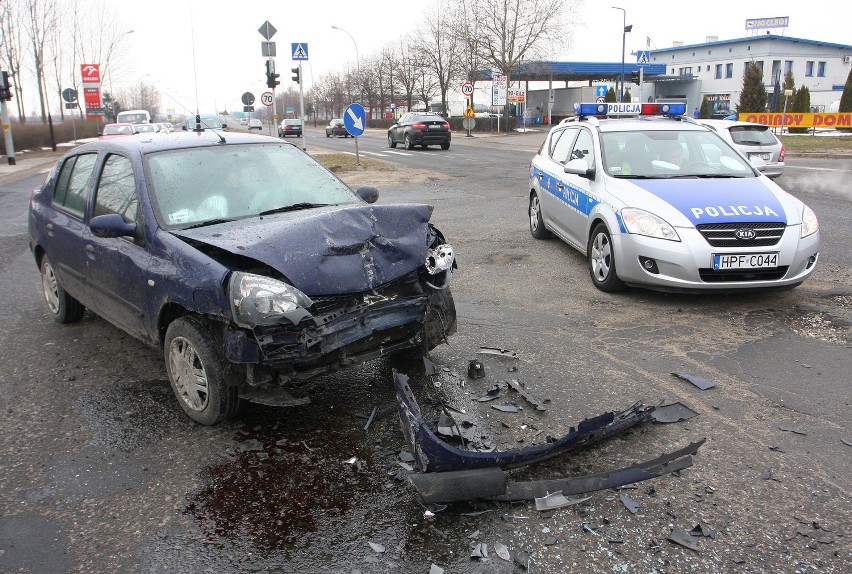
[40,255,85,323]
[405,134,415,150]
[529,192,551,240]
[164,316,240,425]
[588,223,626,292]
[326,132,330,137]
[388,133,397,148]
[441,141,450,150]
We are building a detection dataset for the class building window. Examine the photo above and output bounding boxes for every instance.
[805,61,814,76]
[784,60,793,75]
[771,60,781,84]
[726,63,733,78]
[817,61,826,77]
[715,64,722,78]
[678,67,693,76]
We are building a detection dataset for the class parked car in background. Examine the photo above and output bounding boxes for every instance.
[248,118,263,130]
[698,119,785,178]
[133,123,158,134]
[326,118,349,137]
[388,113,451,150]
[100,123,135,139]
[27,132,457,425]
[239,118,248,125]
[183,114,226,131]
[278,119,302,138]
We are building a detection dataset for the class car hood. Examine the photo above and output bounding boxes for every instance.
[173,204,434,296]
[612,177,789,227]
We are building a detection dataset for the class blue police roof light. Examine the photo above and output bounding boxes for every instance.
[573,102,687,117]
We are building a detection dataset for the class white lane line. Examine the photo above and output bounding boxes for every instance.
[384,150,414,156]
[364,151,390,157]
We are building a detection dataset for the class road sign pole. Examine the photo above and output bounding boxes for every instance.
[299,61,306,150]
[639,67,644,104]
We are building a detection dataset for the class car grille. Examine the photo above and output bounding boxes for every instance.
[696,222,786,247]
[698,266,789,282]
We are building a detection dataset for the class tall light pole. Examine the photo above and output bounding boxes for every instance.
[612,7,630,103]
[331,25,361,104]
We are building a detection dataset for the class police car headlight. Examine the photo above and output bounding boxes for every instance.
[621,208,680,241]
[801,205,818,238]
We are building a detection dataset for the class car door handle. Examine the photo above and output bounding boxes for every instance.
[46,223,54,231]
[556,183,565,190]
[85,244,96,260]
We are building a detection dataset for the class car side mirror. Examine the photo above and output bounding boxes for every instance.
[563,158,595,180]
[222,123,227,129]
[182,125,187,131]
[356,186,379,204]
[90,213,137,238]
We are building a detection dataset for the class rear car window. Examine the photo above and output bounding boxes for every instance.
[729,126,777,146]
[53,153,98,216]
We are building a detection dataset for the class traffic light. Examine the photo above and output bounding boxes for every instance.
[629,71,640,85]
[265,60,279,89]
[291,67,300,84]
[0,71,12,101]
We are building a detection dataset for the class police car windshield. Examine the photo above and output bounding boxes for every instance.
[601,130,754,179]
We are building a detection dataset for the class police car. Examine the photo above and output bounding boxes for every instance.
[528,102,820,293]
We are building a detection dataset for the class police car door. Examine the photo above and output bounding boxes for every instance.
[538,126,578,243]
[555,127,596,250]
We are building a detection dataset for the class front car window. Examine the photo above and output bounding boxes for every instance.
[146,143,359,230]
[53,153,98,216]
[94,154,138,222]
[601,130,754,178]
[549,127,577,164]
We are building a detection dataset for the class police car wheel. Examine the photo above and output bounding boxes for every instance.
[529,192,551,239]
[588,224,625,292]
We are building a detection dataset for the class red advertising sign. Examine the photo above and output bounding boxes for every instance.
[83,87,102,108]
[80,64,101,84]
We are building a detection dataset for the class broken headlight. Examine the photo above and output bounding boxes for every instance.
[229,271,314,328]
[424,243,455,289]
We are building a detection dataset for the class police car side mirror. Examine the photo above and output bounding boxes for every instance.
[564,158,595,180]
[749,156,767,172]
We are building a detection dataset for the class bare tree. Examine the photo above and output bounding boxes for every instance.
[394,36,421,111]
[24,0,60,123]
[448,0,487,89]
[0,0,29,120]
[413,1,462,116]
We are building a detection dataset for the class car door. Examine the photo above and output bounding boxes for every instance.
[41,152,99,307]
[536,127,578,242]
[557,128,597,248]
[392,113,410,143]
[83,153,154,341]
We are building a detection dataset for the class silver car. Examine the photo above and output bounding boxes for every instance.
[528,103,819,293]
[699,119,785,178]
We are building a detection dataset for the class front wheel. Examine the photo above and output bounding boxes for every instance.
[388,133,397,148]
[40,255,85,323]
[529,192,551,239]
[164,317,240,425]
[588,223,626,292]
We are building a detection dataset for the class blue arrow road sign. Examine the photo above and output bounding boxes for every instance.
[291,43,308,60]
[344,103,366,137]
[596,85,608,98]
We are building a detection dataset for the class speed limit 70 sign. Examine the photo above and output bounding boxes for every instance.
[261,92,274,106]
[461,81,474,97]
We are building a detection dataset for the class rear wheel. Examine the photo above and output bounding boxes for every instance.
[40,255,85,323]
[405,134,415,150]
[529,192,551,239]
[588,223,626,292]
[388,133,397,148]
[440,141,450,150]
[164,317,240,425]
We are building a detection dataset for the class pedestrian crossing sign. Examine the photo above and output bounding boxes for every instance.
[636,51,650,66]
[292,43,309,60]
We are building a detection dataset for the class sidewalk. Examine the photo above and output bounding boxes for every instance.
[0,147,71,185]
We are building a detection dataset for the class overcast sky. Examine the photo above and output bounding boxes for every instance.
[108,0,849,113]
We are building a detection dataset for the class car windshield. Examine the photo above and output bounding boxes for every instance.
[145,143,359,229]
[601,130,755,179]
[728,125,777,145]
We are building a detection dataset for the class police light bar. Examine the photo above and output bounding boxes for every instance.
[574,102,687,117]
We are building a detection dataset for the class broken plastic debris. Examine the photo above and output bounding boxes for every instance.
[424,510,436,520]
[237,439,264,452]
[495,542,511,561]
[368,542,386,553]
[399,451,415,463]
[423,356,440,376]
[491,404,520,413]
[582,523,599,535]
[667,529,700,552]
[779,424,807,435]
[651,402,699,423]
[429,565,444,574]
[534,491,591,511]
[467,359,485,379]
[689,524,717,539]
[470,542,488,560]
[363,406,378,431]
[343,457,358,465]
[619,492,639,514]
[477,385,501,402]
[479,347,519,359]
[506,379,548,411]
[671,372,716,390]
[842,438,852,447]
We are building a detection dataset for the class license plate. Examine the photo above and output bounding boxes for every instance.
[428,124,441,129]
[749,152,771,160]
[713,253,778,270]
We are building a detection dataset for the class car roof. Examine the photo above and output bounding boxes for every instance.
[70,131,288,157]
[585,117,712,134]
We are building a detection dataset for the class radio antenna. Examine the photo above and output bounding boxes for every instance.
[189,0,200,116]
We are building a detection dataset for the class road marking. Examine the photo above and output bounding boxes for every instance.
[787,165,851,173]
[364,151,390,157]
[384,151,414,156]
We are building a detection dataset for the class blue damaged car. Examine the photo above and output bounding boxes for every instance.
[28,131,456,424]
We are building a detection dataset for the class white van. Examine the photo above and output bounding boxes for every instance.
[116,109,151,124]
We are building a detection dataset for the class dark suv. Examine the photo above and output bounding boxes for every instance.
[278,119,302,138]
[388,113,451,150]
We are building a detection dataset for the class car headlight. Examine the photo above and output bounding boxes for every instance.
[229,272,314,328]
[620,208,680,241]
[801,205,819,238]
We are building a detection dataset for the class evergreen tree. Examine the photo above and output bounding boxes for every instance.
[699,97,711,119]
[605,87,617,103]
[781,70,796,112]
[738,63,768,113]
[788,85,811,134]
[623,87,632,102]
[839,68,852,132]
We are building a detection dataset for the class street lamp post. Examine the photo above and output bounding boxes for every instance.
[331,25,361,104]
[612,7,631,103]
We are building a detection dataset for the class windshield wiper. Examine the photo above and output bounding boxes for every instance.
[182,218,236,229]
[259,203,331,216]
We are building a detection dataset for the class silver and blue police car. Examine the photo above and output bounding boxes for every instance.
[528,102,820,293]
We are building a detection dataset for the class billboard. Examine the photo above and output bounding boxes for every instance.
[745,17,789,30]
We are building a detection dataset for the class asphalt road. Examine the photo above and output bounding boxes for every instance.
[0,131,850,573]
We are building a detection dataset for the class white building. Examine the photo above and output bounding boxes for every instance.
[649,34,852,115]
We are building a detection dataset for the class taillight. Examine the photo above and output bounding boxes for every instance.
[443,123,450,130]
[412,123,426,129]
[778,144,785,162]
